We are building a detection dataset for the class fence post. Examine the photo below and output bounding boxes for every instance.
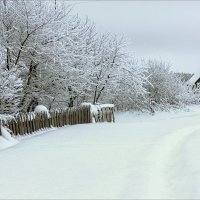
[0,120,1,136]
[112,108,115,122]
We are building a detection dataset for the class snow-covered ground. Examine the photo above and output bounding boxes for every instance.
[0,126,19,150]
[1,106,200,199]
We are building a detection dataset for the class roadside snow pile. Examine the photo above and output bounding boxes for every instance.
[0,126,18,150]
[34,105,50,117]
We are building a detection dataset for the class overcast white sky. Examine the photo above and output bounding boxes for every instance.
[71,1,200,74]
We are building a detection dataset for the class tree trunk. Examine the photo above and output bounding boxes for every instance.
[19,61,39,111]
[27,97,39,112]
[93,86,98,104]
[68,86,76,107]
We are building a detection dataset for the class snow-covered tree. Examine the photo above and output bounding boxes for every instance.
[0,0,81,111]
[111,60,149,111]
[0,0,198,114]
[144,60,193,110]
[0,55,22,114]
[83,35,125,104]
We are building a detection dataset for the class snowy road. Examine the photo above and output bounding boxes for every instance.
[1,106,200,199]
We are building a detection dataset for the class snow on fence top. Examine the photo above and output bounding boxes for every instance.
[34,105,49,114]
[34,105,51,118]
[99,104,114,108]
[81,103,99,115]
[0,114,14,121]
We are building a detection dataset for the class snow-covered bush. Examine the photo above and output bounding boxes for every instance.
[34,105,50,117]
[144,60,194,110]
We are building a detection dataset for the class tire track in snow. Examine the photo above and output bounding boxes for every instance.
[146,125,200,199]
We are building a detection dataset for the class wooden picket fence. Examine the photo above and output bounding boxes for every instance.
[93,107,115,123]
[0,106,91,136]
[0,106,115,136]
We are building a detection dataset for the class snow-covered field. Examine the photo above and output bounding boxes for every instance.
[1,106,200,199]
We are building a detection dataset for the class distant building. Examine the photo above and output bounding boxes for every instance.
[194,78,200,89]
[189,74,200,89]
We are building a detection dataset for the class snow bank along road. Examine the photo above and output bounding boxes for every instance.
[1,106,200,199]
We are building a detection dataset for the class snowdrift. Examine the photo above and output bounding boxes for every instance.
[0,126,18,150]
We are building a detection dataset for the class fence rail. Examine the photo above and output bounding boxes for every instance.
[0,106,115,136]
